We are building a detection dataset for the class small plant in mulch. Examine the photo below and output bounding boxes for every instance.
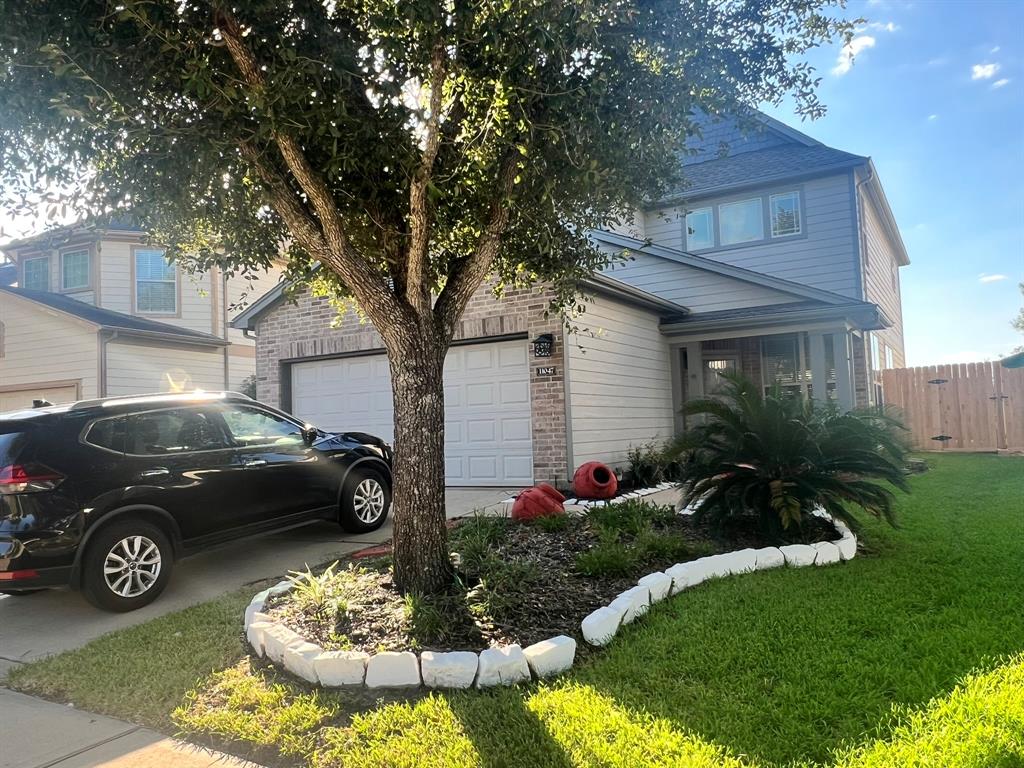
[263,497,839,662]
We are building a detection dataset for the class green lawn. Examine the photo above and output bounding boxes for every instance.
[9,453,1024,767]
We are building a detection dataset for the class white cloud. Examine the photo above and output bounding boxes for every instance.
[972,62,1001,80]
[978,273,1008,283]
[870,21,900,32]
[833,36,876,76]
[991,46,1001,54]
[992,78,1011,89]
[928,114,939,121]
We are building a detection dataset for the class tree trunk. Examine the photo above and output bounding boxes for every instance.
[388,327,451,594]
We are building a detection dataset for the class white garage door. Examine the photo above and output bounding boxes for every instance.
[291,340,533,486]
[0,384,80,412]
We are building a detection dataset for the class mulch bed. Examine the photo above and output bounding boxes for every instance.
[264,506,837,657]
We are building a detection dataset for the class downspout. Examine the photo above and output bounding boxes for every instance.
[854,164,875,406]
[221,268,230,390]
[99,329,118,397]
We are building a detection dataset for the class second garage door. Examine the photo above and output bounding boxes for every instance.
[291,340,533,486]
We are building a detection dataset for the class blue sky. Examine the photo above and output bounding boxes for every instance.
[762,0,1023,364]
[1,0,1021,364]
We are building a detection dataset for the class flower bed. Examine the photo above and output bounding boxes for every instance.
[244,490,857,691]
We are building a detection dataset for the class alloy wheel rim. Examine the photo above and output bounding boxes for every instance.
[103,535,161,598]
[353,478,386,523]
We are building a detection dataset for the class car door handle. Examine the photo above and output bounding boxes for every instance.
[139,467,170,478]
[243,459,268,467]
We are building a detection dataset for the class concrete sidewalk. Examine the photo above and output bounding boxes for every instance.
[0,688,262,768]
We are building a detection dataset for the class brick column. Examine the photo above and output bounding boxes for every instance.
[525,293,569,487]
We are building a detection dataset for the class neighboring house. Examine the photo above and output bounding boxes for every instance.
[232,112,909,488]
[0,222,282,410]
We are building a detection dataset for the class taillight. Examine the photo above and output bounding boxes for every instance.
[0,464,65,494]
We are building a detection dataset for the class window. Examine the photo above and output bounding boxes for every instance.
[61,249,90,291]
[219,405,304,447]
[125,409,229,455]
[702,356,738,395]
[770,192,801,237]
[885,346,895,370]
[23,257,49,291]
[84,417,128,453]
[135,248,176,314]
[685,207,714,250]
[719,198,764,245]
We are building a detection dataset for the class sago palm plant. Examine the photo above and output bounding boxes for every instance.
[667,372,910,537]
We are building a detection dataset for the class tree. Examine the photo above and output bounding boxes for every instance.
[1013,283,1024,334]
[0,0,854,594]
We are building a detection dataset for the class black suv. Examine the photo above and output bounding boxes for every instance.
[0,392,392,611]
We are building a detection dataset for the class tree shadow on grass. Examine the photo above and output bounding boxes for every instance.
[446,686,575,768]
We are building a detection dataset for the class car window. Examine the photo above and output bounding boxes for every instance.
[126,408,229,455]
[218,405,304,448]
[85,417,128,453]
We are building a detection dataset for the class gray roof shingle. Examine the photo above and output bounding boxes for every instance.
[660,144,866,203]
[0,285,227,345]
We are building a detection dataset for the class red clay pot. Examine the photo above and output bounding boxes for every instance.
[572,461,618,499]
[511,483,566,522]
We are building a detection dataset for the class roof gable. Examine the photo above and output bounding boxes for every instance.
[681,110,813,167]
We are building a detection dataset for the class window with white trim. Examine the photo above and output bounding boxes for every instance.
[23,256,49,291]
[685,207,714,250]
[719,198,764,245]
[770,191,801,237]
[61,249,90,291]
[135,248,177,314]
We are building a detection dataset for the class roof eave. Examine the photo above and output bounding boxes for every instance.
[659,302,887,337]
[100,326,229,348]
[861,160,911,266]
[579,273,690,317]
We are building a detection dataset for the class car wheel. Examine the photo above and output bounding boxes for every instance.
[81,520,173,612]
[340,468,391,533]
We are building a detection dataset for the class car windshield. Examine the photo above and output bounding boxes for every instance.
[218,406,304,447]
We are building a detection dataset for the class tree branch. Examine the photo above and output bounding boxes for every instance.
[405,43,446,314]
[434,153,520,335]
[214,6,404,326]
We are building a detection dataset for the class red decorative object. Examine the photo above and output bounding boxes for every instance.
[573,461,618,499]
[511,483,566,521]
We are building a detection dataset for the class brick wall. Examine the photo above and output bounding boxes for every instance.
[254,281,568,484]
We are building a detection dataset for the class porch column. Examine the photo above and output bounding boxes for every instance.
[808,332,828,403]
[683,341,704,400]
[833,332,855,411]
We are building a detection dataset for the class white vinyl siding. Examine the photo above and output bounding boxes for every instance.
[642,174,859,298]
[719,198,764,245]
[0,295,99,400]
[23,256,50,291]
[61,249,90,291]
[104,342,225,396]
[599,249,802,313]
[861,190,905,368]
[770,191,802,237]
[567,296,675,468]
[135,248,177,314]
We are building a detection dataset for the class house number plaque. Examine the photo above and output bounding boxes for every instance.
[536,366,556,376]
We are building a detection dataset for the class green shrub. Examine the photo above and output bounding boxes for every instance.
[666,372,910,536]
[587,498,675,536]
[575,530,639,576]
[635,530,713,563]
[533,513,570,533]
[626,441,682,487]
[286,561,345,619]
[449,514,508,575]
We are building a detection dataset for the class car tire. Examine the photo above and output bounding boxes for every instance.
[81,520,173,612]
[340,468,391,533]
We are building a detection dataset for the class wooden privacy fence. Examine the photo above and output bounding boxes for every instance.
[882,362,1024,452]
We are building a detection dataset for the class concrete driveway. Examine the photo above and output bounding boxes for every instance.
[0,487,512,678]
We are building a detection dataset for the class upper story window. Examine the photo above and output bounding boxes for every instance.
[685,207,714,250]
[135,248,177,314]
[770,192,802,237]
[23,256,49,291]
[61,249,91,291]
[719,198,764,245]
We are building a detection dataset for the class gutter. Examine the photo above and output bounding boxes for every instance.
[659,303,888,337]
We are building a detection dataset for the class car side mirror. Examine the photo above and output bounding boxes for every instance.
[300,424,319,446]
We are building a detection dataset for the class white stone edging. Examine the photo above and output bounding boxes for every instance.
[245,494,854,690]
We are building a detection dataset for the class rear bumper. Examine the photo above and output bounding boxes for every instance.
[0,564,73,591]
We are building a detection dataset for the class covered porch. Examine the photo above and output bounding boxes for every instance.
[661,301,889,430]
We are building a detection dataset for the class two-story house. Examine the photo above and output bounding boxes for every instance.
[231,111,909,488]
[0,221,282,410]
